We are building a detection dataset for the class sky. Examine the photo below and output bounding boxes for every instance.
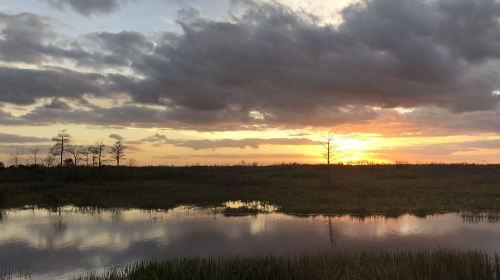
[1,0,500,166]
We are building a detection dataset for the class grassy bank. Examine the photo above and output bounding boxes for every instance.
[77,250,499,280]
[2,164,500,215]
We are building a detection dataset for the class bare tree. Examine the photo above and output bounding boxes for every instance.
[29,148,41,166]
[110,140,126,166]
[90,146,99,166]
[81,146,91,166]
[322,131,335,165]
[127,158,137,167]
[8,149,23,167]
[94,140,105,167]
[51,130,71,166]
[67,145,83,166]
[43,153,56,167]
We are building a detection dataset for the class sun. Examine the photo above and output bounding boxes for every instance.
[326,135,388,164]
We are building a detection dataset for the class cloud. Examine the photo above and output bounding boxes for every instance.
[130,134,321,149]
[0,109,21,125]
[72,31,154,68]
[190,153,320,159]
[0,12,59,64]
[133,134,168,144]
[170,138,322,150]
[0,67,110,105]
[0,12,151,68]
[151,153,319,160]
[370,138,500,162]
[0,133,50,143]
[42,0,129,16]
[113,0,500,128]
[399,106,500,134]
[109,134,124,141]
[1,0,500,131]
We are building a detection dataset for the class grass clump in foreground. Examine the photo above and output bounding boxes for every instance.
[77,250,500,280]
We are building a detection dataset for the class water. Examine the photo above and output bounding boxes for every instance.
[1,204,500,279]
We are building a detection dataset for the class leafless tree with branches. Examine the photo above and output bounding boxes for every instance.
[81,146,91,166]
[127,158,137,167]
[43,154,56,167]
[67,145,84,166]
[51,130,71,166]
[110,140,126,166]
[8,149,24,167]
[29,148,41,166]
[94,140,105,167]
[322,131,335,165]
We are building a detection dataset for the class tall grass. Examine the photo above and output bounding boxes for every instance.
[0,265,31,280]
[76,250,500,280]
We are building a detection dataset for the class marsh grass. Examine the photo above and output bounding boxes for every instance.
[461,212,500,223]
[75,250,500,280]
[0,265,31,280]
[3,164,500,215]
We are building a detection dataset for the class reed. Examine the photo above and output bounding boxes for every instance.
[75,250,499,280]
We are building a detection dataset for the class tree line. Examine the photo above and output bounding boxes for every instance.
[1,130,131,168]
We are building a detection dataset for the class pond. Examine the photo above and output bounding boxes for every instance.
[1,203,500,279]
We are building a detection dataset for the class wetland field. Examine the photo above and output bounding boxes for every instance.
[2,164,500,279]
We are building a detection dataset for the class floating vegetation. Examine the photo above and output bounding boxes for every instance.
[220,200,279,216]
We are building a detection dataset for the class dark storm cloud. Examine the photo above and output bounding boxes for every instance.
[400,106,500,134]
[7,104,167,127]
[109,134,124,141]
[0,12,151,68]
[0,133,49,143]
[0,67,109,105]
[74,32,154,67]
[130,134,321,149]
[42,0,129,16]
[437,0,500,62]
[2,0,500,130]
[0,12,58,63]
[133,134,168,144]
[0,109,21,125]
[118,0,500,128]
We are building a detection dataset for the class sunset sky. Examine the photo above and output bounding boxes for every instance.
[1,0,500,165]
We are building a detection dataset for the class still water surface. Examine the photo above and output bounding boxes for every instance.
[1,204,500,279]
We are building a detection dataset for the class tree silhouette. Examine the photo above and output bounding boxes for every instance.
[29,148,41,166]
[67,145,84,166]
[43,154,56,167]
[63,158,74,167]
[81,146,91,166]
[94,140,105,167]
[322,131,335,165]
[8,149,23,167]
[127,158,137,167]
[110,140,126,166]
[51,130,71,166]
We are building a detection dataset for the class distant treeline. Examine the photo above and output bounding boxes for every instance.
[0,162,498,184]
[1,130,130,168]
